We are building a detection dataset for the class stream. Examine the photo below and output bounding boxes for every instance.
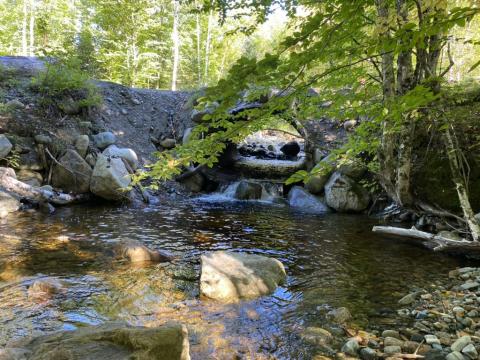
[0,196,471,359]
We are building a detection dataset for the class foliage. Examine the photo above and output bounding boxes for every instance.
[31,59,102,114]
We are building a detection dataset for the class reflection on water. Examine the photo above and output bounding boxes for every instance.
[0,199,472,359]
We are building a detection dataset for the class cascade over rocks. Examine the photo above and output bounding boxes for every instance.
[234,180,263,200]
[52,149,93,193]
[90,154,131,201]
[288,186,330,214]
[1,322,190,360]
[200,251,287,303]
[325,172,370,212]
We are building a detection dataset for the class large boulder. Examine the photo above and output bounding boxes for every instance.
[102,145,139,170]
[90,154,131,201]
[305,155,336,194]
[0,191,20,218]
[2,322,190,360]
[234,180,263,200]
[200,251,287,303]
[287,186,330,214]
[75,135,90,158]
[337,159,367,180]
[16,169,43,187]
[325,172,370,212]
[178,170,206,193]
[52,149,93,193]
[93,132,116,150]
[0,135,13,158]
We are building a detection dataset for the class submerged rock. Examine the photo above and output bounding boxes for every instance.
[52,149,93,193]
[0,191,20,218]
[287,186,330,214]
[200,251,286,303]
[27,278,64,300]
[324,172,370,212]
[4,322,190,360]
[326,307,352,324]
[118,242,174,263]
[234,180,263,200]
[90,154,131,201]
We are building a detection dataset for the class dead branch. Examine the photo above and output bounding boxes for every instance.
[372,225,480,253]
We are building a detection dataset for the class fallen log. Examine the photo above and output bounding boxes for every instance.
[0,172,89,205]
[372,225,480,254]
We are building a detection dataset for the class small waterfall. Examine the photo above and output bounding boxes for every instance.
[196,180,283,203]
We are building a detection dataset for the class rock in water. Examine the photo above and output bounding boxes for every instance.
[234,181,263,200]
[118,242,173,263]
[93,132,116,150]
[178,171,206,193]
[90,154,131,201]
[102,145,139,170]
[326,307,352,324]
[0,191,20,218]
[28,278,64,300]
[287,186,330,214]
[324,172,370,212]
[0,134,13,158]
[200,251,287,303]
[3,322,190,360]
[52,149,93,193]
[280,141,300,158]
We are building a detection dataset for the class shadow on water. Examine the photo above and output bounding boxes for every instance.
[0,199,476,358]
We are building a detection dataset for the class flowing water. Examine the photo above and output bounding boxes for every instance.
[0,196,473,359]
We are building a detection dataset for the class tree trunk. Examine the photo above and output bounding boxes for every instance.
[195,0,202,87]
[29,0,35,56]
[444,127,480,241]
[0,171,89,205]
[171,0,180,91]
[22,0,28,55]
[203,7,213,86]
[375,0,397,201]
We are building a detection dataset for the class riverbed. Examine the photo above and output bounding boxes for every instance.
[0,198,471,359]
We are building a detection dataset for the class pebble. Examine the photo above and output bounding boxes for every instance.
[446,351,467,360]
[398,292,417,305]
[359,347,377,360]
[341,339,359,356]
[461,344,477,359]
[451,336,471,352]
[384,345,401,355]
[424,335,440,345]
[384,337,403,347]
[382,330,400,339]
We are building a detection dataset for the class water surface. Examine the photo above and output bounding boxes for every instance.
[0,199,471,359]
